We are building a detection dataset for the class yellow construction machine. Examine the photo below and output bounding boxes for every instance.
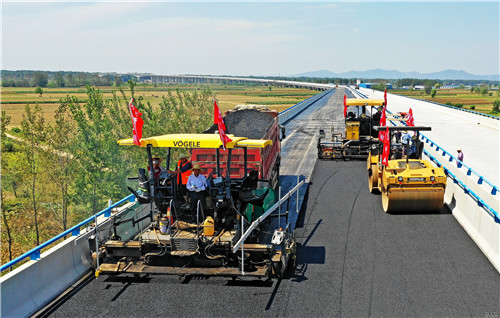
[368,126,447,213]
[318,98,384,159]
[92,133,295,279]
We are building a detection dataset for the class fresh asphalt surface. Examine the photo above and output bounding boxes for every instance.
[48,89,499,317]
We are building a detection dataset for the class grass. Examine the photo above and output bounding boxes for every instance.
[1,84,316,129]
[391,88,499,115]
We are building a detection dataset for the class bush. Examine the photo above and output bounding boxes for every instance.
[11,127,21,133]
[470,105,475,110]
[445,102,453,106]
[3,141,13,152]
[431,89,437,98]
[34,86,43,96]
[454,103,463,108]
[493,100,500,113]
[489,92,493,96]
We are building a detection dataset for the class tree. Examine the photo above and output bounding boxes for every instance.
[66,73,75,87]
[35,86,43,97]
[424,84,433,94]
[32,72,48,87]
[431,89,437,98]
[55,72,65,87]
[20,103,47,246]
[46,103,76,230]
[114,75,123,87]
[493,100,500,113]
[373,82,386,91]
[68,86,130,214]
[1,110,11,140]
[1,111,15,263]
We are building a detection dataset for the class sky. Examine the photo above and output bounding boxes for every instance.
[1,1,499,76]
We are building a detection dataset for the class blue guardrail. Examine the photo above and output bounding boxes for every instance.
[1,194,135,272]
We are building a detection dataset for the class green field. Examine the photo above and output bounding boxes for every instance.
[1,84,316,128]
[390,88,499,115]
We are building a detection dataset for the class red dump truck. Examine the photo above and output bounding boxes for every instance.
[191,106,282,188]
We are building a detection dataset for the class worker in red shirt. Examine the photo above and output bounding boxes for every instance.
[169,153,192,203]
[148,155,165,184]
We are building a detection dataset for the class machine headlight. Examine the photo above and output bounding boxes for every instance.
[430,176,435,181]
[398,176,403,182]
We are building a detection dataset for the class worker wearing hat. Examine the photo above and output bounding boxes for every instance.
[186,164,207,212]
[457,148,464,166]
[148,155,165,182]
[168,153,192,203]
[401,130,411,144]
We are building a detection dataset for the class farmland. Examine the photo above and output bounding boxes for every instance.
[1,84,316,128]
[390,88,499,115]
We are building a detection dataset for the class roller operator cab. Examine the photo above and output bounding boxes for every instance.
[367,126,447,213]
[318,98,384,160]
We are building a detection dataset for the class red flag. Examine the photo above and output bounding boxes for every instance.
[381,127,390,166]
[406,108,415,126]
[128,98,143,146]
[214,99,232,150]
[384,89,387,109]
[378,106,387,143]
[343,95,347,117]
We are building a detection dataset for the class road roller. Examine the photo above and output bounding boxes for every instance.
[368,126,447,213]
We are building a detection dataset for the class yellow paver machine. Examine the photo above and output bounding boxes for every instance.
[93,133,295,279]
[367,126,447,213]
[318,98,384,160]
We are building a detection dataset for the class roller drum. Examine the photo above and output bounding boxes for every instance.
[382,187,444,213]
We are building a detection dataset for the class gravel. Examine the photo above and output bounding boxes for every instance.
[203,109,274,139]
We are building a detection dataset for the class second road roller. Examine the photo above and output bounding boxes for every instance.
[367,126,447,213]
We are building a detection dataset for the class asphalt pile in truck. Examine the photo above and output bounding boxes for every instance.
[204,108,275,139]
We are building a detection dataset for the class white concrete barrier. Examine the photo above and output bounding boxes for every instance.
[443,179,500,272]
[0,201,152,317]
[423,149,500,272]
[279,89,332,124]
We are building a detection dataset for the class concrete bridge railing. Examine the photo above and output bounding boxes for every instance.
[423,148,499,272]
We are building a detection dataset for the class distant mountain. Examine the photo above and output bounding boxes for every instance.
[290,69,499,81]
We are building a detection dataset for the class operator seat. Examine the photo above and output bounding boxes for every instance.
[127,168,154,205]
[238,170,269,207]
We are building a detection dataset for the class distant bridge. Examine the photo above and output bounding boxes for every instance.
[134,74,331,91]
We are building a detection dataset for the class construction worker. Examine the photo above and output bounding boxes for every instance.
[169,153,192,203]
[401,130,412,156]
[148,156,165,184]
[457,148,464,166]
[186,164,207,212]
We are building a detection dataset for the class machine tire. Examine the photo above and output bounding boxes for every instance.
[368,166,379,194]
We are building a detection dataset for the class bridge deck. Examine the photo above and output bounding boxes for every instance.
[46,89,499,317]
